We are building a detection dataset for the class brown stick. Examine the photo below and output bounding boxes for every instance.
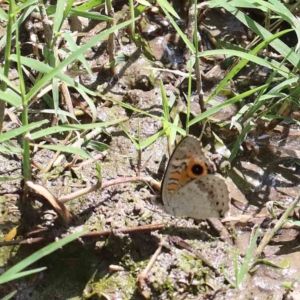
[82,223,165,238]
[0,224,165,247]
[58,176,161,203]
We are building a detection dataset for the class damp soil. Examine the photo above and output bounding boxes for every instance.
[1,2,300,300]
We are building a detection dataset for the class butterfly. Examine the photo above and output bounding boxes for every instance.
[161,135,230,219]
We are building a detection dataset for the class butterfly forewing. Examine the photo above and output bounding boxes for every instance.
[161,136,230,219]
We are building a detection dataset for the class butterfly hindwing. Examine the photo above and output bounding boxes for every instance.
[161,136,230,219]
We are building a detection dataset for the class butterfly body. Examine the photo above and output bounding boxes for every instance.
[161,136,230,219]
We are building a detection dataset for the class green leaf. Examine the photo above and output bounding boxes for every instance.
[188,84,268,126]
[31,144,91,158]
[0,120,49,143]
[156,0,180,19]
[30,119,127,140]
[21,18,136,102]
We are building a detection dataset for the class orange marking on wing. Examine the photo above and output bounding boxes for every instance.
[167,183,180,192]
[178,170,190,186]
[170,172,181,180]
[171,170,191,186]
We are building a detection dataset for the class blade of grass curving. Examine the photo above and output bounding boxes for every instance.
[140,128,167,149]
[236,227,260,288]
[159,3,195,53]
[63,0,75,21]
[0,145,23,153]
[75,0,105,11]
[251,0,300,47]
[30,143,91,158]
[204,29,293,103]
[29,108,79,120]
[46,5,113,21]
[0,120,46,142]
[47,5,113,22]
[11,56,97,97]
[74,87,97,123]
[0,89,22,107]
[242,47,294,123]
[30,118,127,139]
[0,8,8,21]
[0,230,88,285]
[169,113,180,145]
[268,78,299,94]
[219,0,269,11]
[0,176,23,182]
[0,4,37,50]
[2,290,17,300]
[2,267,47,284]
[108,98,186,135]
[69,9,113,21]
[14,0,38,14]
[229,121,253,162]
[211,0,300,68]
[24,18,136,102]
[188,84,268,126]
[255,197,300,257]
[198,48,290,78]
[63,32,92,76]
[53,0,66,33]
[0,73,20,93]
[156,0,180,19]
[118,122,139,149]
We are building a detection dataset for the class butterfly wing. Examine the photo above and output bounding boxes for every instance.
[161,136,230,219]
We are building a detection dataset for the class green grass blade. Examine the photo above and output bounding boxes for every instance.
[1,290,17,300]
[0,145,23,153]
[29,108,79,121]
[0,120,49,143]
[63,32,93,76]
[74,87,97,123]
[10,56,97,97]
[140,128,167,149]
[30,119,127,139]
[0,230,88,284]
[69,8,113,21]
[0,5,36,50]
[156,0,180,19]
[0,8,8,21]
[31,144,92,158]
[229,121,253,162]
[236,227,260,287]
[2,267,47,283]
[211,0,300,68]
[24,18,136,102]
[75,0,105,11]
[52,77,59,116]
[159,3,195,53]
[0,89,22,106]
[188,84,268,126]
[0,176,23,182]
[53,0,66,32]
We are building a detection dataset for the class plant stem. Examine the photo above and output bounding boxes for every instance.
[0,1,14,133]
[15,3,31,183]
